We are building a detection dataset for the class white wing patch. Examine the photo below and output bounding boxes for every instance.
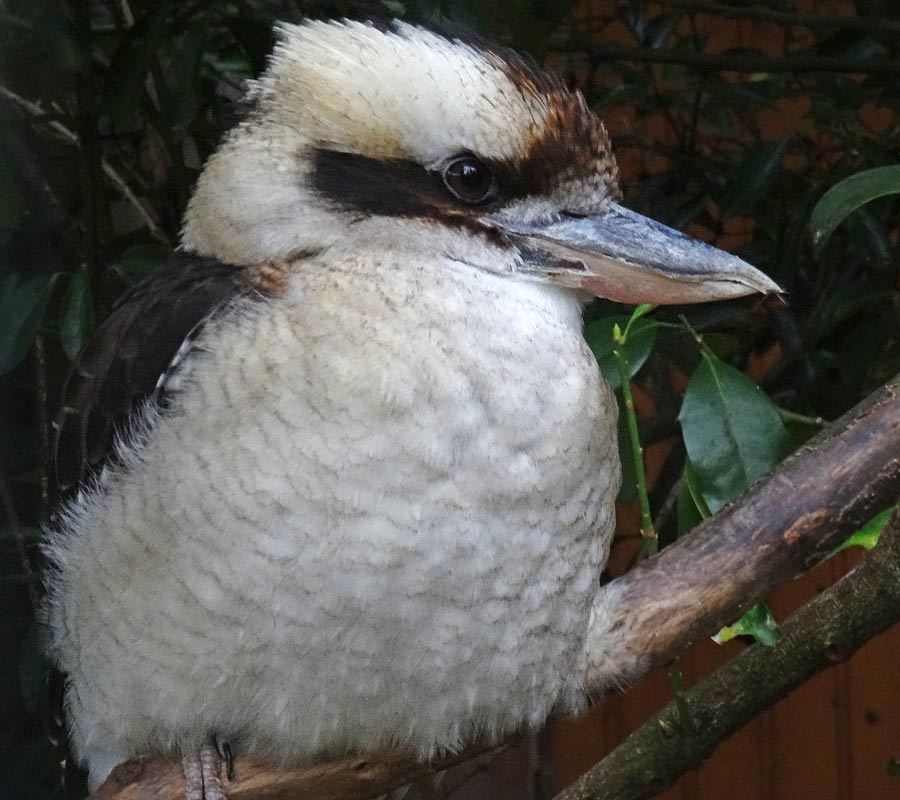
[153,320,212,400]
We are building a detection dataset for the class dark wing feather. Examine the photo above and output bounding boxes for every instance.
[49,251,278,773]
[54,251,249,499]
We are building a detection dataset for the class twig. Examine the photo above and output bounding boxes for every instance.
[0,11,33,29]
[613,321,656,549]
[554,42,900,75]
[556,507,900,800]
[654,1,900,37]
[33,334,54,517]
[0,479,39,613]
[777,407,825,427]
[0,84,169,243]
[651,474,681,535]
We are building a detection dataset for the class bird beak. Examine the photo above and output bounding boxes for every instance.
[484,202,781,304]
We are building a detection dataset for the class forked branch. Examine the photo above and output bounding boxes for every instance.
[559,507,900,800]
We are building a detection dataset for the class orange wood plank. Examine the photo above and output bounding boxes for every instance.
[846,602,900,800]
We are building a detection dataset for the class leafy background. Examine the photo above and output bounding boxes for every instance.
[1,1,898,798]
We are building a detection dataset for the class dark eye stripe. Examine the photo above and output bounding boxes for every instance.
[311,150,443,217]
[312,149,509,219]
[310,133,615,221]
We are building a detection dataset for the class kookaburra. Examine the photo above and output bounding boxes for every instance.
[45,18,779,797]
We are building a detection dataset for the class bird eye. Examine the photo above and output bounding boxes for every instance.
[442,156,497,205]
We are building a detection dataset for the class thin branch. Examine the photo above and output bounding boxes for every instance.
[0,86,78,146]
[651,474,681,535]
[777,406,825,427]
[0,11,33,29]
[556,507,900,800]
[1,122,84,264]
[33,334,54,517]
[613,326,656,548]
[554,42,900,75]
[654,1,900,37]
[0,85,169,243]
[0,478,39,613]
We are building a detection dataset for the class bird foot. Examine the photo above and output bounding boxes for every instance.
[217,738,236,781]
[182,741,228,800]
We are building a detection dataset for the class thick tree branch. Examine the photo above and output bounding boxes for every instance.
[90,372,900,800]
[556,507,900,800]
[92,744,524,799]
[584,371,900,688]
[90,745,510,800]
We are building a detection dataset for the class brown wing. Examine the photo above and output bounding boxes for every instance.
[53,251,250,499]
[49,251,292,762]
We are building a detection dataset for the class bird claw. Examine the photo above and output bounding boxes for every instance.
[215,736,236,782]
[182,741,228,800]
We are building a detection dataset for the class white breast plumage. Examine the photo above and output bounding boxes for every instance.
[48,251,619,781]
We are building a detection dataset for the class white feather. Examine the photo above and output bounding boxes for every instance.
[46,249,620,788]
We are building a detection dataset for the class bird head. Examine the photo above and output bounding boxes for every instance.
[183,19,779,304]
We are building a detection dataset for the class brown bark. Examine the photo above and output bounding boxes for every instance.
[556,507,900,800]
[89,744,510,800]
[89,372,900,800]
[585,371,900,689]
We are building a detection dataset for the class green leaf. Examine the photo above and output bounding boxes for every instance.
[833,505,896,555]
[225,11,278,76]
[584,315,658,390]
[17,623,49,714]
[0,273,62,374]
[848,206,893,267]
[0,144,24,231]
[713,603,780,647]
[59,268,95,361]
[810,165,900,257]
[110,243,170,286]
[503,0,578,58]
[37,14,90,74]
[164,27,209,134]
[104,9,168,125]
[405,0,494,34]
[643,12,680,50]
[627,303,655,327]
[677,460,708,536]
[701,333,741,360]
[721,139,789,217]
[678,352,790,513]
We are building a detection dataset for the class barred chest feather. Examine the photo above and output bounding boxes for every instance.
[47,251,621,787]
